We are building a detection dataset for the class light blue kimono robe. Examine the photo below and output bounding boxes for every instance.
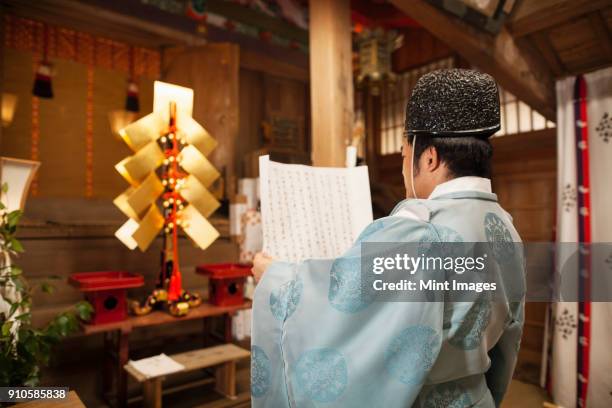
[251,179,525,407]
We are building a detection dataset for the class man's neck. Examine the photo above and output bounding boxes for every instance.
[428,176,492,199]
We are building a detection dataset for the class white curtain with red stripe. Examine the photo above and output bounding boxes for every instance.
[550,67,612,408]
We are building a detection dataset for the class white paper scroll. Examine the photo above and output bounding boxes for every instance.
[259,155,373,263]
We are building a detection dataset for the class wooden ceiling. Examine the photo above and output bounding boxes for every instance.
[388,0,612,120]
[509,0,612,77]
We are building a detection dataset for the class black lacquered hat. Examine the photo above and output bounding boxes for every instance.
[405,68,500,138]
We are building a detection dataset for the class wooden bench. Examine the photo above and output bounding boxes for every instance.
[124,344,250,408]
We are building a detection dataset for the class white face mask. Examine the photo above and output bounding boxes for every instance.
[411,134,418,199]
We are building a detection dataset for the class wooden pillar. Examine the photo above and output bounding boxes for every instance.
[309,0,354,167]
[364,85,381,181]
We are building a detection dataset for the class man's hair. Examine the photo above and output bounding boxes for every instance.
[407,134,493,178]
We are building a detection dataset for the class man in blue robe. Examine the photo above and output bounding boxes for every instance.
[251,69,525,407]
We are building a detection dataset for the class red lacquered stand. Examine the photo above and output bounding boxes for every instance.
[196,264,252,306]
[69,271,144,325]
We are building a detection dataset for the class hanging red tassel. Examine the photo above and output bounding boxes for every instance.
[125,80,139,112]
[33,61,53,98]
[125,46,139,112]
[33,24,53,98]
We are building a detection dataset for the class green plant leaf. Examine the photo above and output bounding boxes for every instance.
[9,238,24,253]
[75,301,94,321]
[40,282,54,294]
[10,266,22,277]
[15,313,31,322]
[54,314,73,337]
[13,277,26,292]
[1,183,7,193]
[8,302,19,318]
[1,321,13,336]
[7,210,22,229]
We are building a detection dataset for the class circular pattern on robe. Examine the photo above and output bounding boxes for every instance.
[418,225,465,260]
[251,345,271,398]
[448,300,491,350]
[328,256,373,313]
[385,325,440,385]
[423,382,472,408]
[484,212,515,260]
[294,348,348,403]
[269,277,303,321]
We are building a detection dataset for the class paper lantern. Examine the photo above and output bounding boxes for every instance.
[1,93,18,128]
[356,28,399,95]
[0,157,40,212]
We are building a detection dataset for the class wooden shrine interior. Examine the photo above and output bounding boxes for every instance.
[0,0,611,406]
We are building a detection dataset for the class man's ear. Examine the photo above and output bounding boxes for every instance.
[425,146,441,172]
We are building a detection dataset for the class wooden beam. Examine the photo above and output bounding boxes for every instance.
[5,0,311,59]
[309,0,353,167]
[529,32,566,77]
[240,49,308,81]
[207,0,308,44]
[390,0,556,121]
[510,0,612,38]
[589,11,612,63]
[4,0,204,47]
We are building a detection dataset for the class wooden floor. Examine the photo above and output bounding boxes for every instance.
[42,329,552,408]
[502,380,550,408]
[44,356,550,408]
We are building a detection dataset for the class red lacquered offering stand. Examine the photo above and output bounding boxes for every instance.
[69,271,144,325]
[196,263,252,306]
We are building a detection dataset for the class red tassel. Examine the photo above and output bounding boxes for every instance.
[33,62,53,98]
[125,81,139,112]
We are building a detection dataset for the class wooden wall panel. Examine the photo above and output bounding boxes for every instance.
[92,68,130,198]
[2,49,155,199]
[37,59,87,197]
[236,68,265,177]
[19,227,237,327]
[92,73,155,199]
[392,27,454,72]
[15,197,238,327]
[162,44,240,187]
[264,74,308,158]
[2,49,33,160]
[236,64,310,178]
